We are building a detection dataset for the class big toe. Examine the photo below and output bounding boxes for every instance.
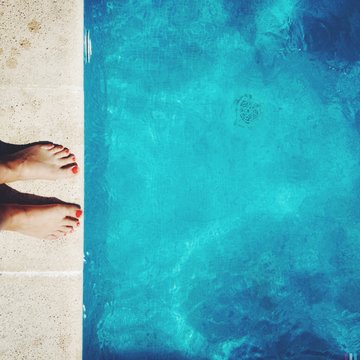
[60,164,79,176]
[61,204,82,219]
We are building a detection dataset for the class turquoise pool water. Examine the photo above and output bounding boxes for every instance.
[84,0,360,358]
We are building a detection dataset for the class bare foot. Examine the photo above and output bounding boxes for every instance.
[0,142,79,183]
[0,203,82,239]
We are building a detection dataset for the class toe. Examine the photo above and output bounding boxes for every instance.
[61,163,79,175]
[70,164,79,174]
[45,234,58,240]
[40,142,55,149]
[49,144,64,153]
[54,230,66,237]
[54,148,70,158]
[62,204,82,219]
[62,217,79,227]
[59,154,76,165]
[61,225,75,234]
[75,208,82,219]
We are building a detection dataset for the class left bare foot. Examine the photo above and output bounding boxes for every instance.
[0,142,79,183]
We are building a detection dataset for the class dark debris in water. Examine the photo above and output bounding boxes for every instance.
[234,94,261,128]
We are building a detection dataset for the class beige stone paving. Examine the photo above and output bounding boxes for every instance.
[0,0,83,358]
[0,0,82,87]
[0,274,82,360]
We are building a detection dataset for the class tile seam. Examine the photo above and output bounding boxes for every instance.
[0,271,82,277]
[0,86,83,91]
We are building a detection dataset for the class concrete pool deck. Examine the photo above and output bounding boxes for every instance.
[0,0,83,358]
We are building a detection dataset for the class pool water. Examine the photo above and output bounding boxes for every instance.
[84,0,360,359]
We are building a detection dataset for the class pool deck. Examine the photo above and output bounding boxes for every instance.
[0,0,83,359]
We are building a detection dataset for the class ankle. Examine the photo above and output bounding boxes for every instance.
[0,204,23,231]
[0,157,21,183]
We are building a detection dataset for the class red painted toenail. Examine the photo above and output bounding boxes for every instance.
[72,166,78,174]
[76,222,80,227]
[76,210,82,218]
[65,149,70,153]
[72,156,76,161]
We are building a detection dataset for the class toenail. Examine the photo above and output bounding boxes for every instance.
[72,156,76,161]
[76,221,80,227]
[65,149,70,153]
[76,210,82,218]
[72,166,79,174]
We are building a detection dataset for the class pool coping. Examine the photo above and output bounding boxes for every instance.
[0,0,83,359]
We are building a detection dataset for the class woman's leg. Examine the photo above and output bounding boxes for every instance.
[0,142,79,184]
[0,203,82,239]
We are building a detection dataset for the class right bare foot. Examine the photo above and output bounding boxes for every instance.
[0,142,79,184]
[0,203,82,239]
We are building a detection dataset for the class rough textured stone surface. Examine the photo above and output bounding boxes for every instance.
[0,274,82,360]
[0,0,82,87]
[0,0,83,358]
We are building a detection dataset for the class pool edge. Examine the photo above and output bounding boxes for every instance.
[0,0,84,359]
